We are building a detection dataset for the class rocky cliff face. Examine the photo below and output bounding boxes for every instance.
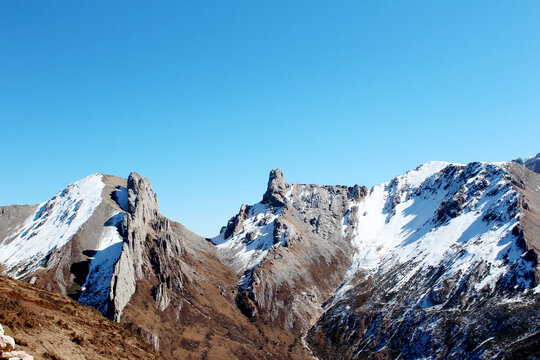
[107,172,183,320]
[91,173,314,359]
[213,169,366,334]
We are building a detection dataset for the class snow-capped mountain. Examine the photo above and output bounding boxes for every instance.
[0,174,106,274]
[212,160,540,359]
[0,156,538,359]
[212,169,362,332]
[307,161,540,359]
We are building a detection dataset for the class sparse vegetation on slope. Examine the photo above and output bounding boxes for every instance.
[0,275,161,360]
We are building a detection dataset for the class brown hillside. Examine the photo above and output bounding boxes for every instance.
[0,275,161,360]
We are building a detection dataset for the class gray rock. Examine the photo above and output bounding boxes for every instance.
[217,172,365,333]
[262,169,290,207]
[154,283,170,311]
[108,172,185,320]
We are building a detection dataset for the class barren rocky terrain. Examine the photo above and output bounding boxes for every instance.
[0,275,160,360]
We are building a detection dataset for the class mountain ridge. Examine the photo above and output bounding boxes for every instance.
[0,155,539,359]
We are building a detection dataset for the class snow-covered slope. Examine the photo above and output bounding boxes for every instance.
[77,211,125,315]
[0,174,129,305]
[212,159,539,359]
[308,161,540,359]
[339,161,532,297]
[212,203,283,276]
[0,174,105,276]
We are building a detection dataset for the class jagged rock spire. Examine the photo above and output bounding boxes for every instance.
[262,169,290,207]
[109,171,177,321]
[127,172,159,215]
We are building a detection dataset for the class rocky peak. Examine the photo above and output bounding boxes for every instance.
[127,172,159,216]
[109,173,163,320]
[223,203,249,239]
[109,172,185,322]
[262,169,290,207]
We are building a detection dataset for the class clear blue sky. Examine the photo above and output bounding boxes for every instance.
[1,1,539,237]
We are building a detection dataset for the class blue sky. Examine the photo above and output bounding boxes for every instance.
[1,1,539,237]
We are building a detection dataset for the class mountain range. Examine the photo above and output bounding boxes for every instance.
[1,154,539,359]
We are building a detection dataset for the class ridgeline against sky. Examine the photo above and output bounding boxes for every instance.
[1,1,539,236]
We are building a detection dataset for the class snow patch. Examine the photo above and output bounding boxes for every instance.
[78,211,124,315]
[211,203,281,275]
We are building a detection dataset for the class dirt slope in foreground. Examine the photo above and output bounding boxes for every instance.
[0,275,161,360]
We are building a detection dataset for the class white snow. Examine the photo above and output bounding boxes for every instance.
[344,161,450,272]
[339,161,531,302]
[78,211,124,314]
[211,203,281,275]
[213,160,534,307]
[399,161,451,188]
[0,174,105,276]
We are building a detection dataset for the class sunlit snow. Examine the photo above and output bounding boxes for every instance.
[0,174,105,276]
[335,161,533,305]
[78,212,124,314]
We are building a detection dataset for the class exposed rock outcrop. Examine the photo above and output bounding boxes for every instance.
[109,172,313,359]
[0,324,33,360]
[262,169,290,207]
[0,330,15,353]
[214,169,367,334]
[109,172,183,320]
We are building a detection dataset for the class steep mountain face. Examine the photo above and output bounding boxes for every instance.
[306,161,540,359]
[212,169,365,334]
[0,174,127,302]
[1,157,539,360]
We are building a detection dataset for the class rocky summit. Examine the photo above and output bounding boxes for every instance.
[0,156,539,359]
